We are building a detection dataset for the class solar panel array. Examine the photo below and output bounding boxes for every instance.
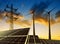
[0,28,30,44]
[0,28,60,44]
[0,37,26,44]
[26,35,41,44]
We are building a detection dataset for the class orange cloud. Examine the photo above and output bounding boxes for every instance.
[6,19,31,28]
[35,18,48,26]
[0,11,59,28]
[56,17,60,23]
[6,16,56,28]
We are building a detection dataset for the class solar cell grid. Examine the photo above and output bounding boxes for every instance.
[0,28,30,44]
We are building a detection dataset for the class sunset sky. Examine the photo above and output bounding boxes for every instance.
[0,0,60,40]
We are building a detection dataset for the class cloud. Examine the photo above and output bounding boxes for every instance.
[0,11,31,28]
[6,20,31,28]
[29,1,57,26]
[3,12,31,28]
[35,18,48,26]
[55,11,60,23]
[0,12,59,29]
[55,17,60,23]
[55,11,60,18]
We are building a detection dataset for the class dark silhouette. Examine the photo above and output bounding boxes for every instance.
[29,1,52,44]
[46,8,56,40]
[4,4,18,30]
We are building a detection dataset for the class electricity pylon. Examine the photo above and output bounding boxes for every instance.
[4,4,18,30]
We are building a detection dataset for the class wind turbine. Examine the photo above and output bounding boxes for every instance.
[30,10,36,44]
[46,7,56,40]
[29,1,53,43]
[29,4,38,44]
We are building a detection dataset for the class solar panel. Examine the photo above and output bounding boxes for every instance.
[0,28,60,44]
[0,37,26,44]
[0,28,30,44]
[25,35,60,44]
[0,29,20,36]
[0,28,30,36]
[26,35,41,44]
[10,28,29,35]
